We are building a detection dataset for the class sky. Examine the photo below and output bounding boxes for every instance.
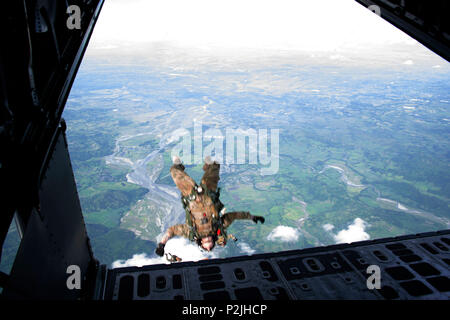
[90,0,418,52]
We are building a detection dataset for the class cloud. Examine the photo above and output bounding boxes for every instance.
[91,0,416,52]
[111,237,219,268]
[403,60,414,65]
[323,223,335,232]
[112,253,167,268]
[237,242,256,255]
[165,237,220,260]
[333,218,370,244]
[267,226,300,242]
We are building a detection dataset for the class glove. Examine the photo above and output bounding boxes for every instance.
[252,215,265,224]
[155,243,165,257]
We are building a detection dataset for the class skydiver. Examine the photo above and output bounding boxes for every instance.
[155,156,265,256]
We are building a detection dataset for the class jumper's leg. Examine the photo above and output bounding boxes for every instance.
[170,156,196,196]
[201,156,220,192]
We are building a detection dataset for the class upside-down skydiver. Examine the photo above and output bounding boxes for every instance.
[155,156,265,256]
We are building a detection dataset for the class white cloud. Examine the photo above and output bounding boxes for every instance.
[267,225,300,242]
[323,223,335,232]
[333,218,370,244]
[403,60,414,65]
[112,253,167,268]
[165,237,220,260]
[237,242,256,255]
[111,237,219,268]
[91,0,415,52]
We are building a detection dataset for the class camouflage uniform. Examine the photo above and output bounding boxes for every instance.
[160,160,255,245]
[162,211,253,242]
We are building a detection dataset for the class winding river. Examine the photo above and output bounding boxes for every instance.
[104,133,185,236]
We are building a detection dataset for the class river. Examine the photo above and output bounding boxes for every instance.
[105,133,185,238]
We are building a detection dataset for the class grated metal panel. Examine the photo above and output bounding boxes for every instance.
[104,230,450,300]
